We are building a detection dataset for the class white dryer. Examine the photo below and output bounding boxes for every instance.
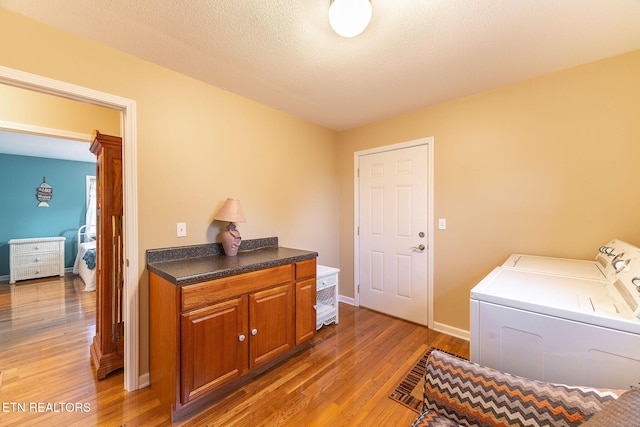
[470,250,640,390]
[502,238,637,280]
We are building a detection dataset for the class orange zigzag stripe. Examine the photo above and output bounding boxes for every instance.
[427,358,587,423]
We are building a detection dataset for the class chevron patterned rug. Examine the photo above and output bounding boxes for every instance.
[420,350,621,426]
[389,347,463,413]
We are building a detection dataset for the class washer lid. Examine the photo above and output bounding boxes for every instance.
[503,254,606,280]
[502,238,640,280]
[471,267,639,334]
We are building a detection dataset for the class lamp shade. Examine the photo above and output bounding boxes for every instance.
[214,198,246,223]
[329,0,372,38]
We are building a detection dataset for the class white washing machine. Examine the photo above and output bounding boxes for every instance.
[470,250,640,390]
[502,238,637,280]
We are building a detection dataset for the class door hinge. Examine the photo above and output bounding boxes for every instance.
[357,226,360,236]
[357,284,360,293]
[357,168,360,178]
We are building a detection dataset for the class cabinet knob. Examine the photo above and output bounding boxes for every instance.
[251,328,258,336]
[238,334,246,342]
[35,257,40,262]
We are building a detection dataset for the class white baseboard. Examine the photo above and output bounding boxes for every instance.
[337,296,470,342]
[0,274,9,283]
[338,295,355,306]
[432,322,470,341]
[138,372,150,389]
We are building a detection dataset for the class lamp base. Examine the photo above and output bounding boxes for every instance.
[221,223,242,256]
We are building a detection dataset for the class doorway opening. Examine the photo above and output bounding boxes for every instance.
[0,65,140,391]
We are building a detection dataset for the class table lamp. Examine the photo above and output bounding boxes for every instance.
[214,198,246,256]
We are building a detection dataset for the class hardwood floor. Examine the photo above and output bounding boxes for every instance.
[0,275,469,426]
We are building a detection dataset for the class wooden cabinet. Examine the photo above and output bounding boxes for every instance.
[249,282,294,369]
[89,130,124,380]
[150,257,316,420]
[180,296,248,404]
[295,259,317,344]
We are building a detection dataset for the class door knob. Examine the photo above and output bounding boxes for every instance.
[411,244,426,251]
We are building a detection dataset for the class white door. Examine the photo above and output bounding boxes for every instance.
[357,143,429,325]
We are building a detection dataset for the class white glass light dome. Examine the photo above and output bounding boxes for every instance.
[328,0,372,38]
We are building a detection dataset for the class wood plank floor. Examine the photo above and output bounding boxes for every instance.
[0,276,469,426]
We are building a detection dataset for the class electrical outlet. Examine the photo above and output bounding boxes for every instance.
[438,218,447,230]
[177,222,187,237]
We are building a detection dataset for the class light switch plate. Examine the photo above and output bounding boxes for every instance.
[177,222,187,237]
[438,218,447,230]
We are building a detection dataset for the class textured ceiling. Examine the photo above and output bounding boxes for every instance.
[2,0,640,131]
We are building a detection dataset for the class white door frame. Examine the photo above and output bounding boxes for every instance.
[354,137,435,329]
[0,65,140,392]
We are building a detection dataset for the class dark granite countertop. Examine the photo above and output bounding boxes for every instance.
[146,237,317,285]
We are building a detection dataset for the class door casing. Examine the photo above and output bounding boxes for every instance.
[0,65,140,391]
[354,137,434,329]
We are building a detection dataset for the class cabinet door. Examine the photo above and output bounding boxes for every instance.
[295,278,317,344]
[180,296,248,404]
[249,283,294,369]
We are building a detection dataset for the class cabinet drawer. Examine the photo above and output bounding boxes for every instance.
[295,258,316,280]
[181,264,292,312]
[12,264,62,281]
[14,252,62,267]
[11,241,62,254]
[317,273,337,290]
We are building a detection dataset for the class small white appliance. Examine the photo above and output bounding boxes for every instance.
[471,245,640,390]
[502,238,637,280]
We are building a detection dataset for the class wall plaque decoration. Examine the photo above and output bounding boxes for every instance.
[36,176,53,207]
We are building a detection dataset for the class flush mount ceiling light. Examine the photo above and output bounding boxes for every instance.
[328,0,372,38]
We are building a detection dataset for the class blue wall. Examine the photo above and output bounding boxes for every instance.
[0,154,95,277]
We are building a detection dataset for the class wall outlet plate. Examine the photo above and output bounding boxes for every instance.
[177,222,187,237]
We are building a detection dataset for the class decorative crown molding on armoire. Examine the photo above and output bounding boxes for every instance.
[89,130,125,379]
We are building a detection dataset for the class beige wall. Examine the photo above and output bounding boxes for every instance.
[3,7,640,375]
[338,49,640,331]
[0,9,340,376]
[0,84,121,136]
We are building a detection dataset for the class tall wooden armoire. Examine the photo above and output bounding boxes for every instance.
[89,130,125,379]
